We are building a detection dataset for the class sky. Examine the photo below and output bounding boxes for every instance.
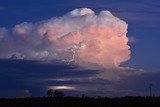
[0,0,160,98]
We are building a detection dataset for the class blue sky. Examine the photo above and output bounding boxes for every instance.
[0,0,160,97]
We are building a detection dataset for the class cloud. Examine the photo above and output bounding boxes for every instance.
[0,8,130,71]
[73,1,160,23]
[0,59,158,97]
[128,36,136,44]
[0,59,98,97]
[112,71,160,96]
[0,8,145,82]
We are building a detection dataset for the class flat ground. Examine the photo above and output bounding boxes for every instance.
[0,97,160,107]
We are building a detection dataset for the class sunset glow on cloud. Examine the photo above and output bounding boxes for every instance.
[0,8,130,70]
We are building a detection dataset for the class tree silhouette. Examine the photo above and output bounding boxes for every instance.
[54,90,65,98]
[47,89,54,97]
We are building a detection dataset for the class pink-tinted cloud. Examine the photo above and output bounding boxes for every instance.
[0,8,139,79]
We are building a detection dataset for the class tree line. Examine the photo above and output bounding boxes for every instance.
[47,89,65,98]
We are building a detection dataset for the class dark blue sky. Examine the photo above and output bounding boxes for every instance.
[0,0,160,97]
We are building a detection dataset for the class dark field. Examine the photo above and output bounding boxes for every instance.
[0,96,160,107]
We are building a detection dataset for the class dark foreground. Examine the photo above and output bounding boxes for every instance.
[0,96,160,107]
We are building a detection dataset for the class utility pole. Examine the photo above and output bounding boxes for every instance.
[149,83,153,97]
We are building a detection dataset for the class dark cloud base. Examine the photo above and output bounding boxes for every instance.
[0,59,98,97]
[0,59,160,98]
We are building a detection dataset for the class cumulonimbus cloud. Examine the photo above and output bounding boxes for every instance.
[0,8,130,70]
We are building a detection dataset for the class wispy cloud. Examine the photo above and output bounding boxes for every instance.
[0,59,158,97]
